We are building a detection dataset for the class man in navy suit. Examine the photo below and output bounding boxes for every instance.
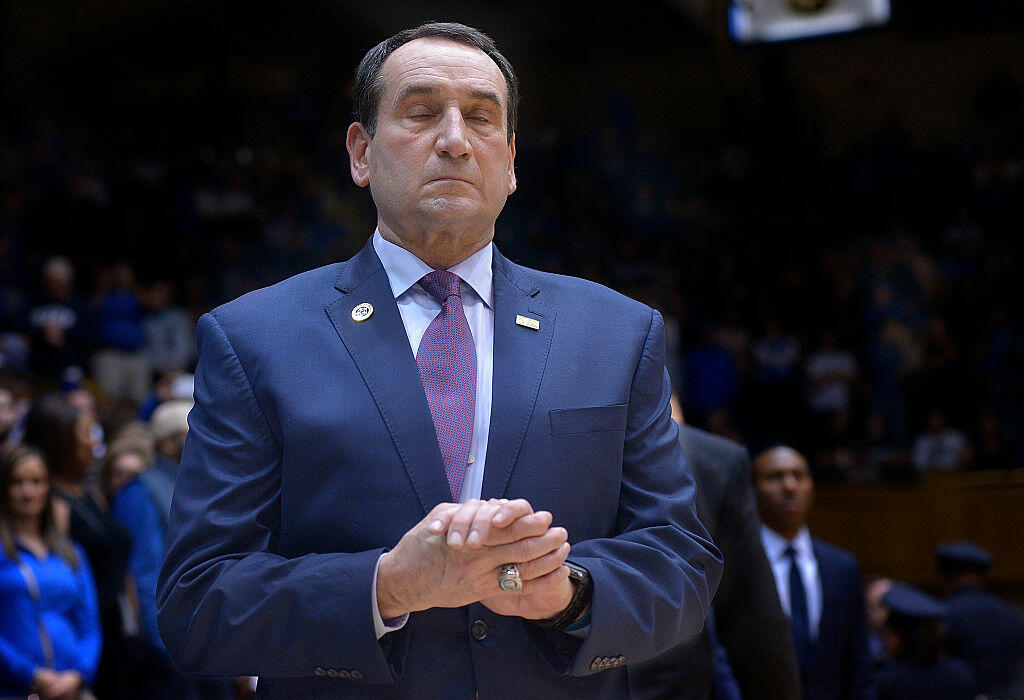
[157,21,721,699]
[753,446,871,699]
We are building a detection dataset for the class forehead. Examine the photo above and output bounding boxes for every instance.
[12,455,46,476]
[756,449,809,476]
[380,37,507,105]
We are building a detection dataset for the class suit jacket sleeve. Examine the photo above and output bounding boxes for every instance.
[844,560,873,699]
[156,312,398,682]
[713,447,802,699]
[530,310,723,675]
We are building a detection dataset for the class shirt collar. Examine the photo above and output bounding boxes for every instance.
[761,524,814,562]
[372,229,493,308]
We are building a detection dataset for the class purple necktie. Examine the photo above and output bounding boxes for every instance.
[416,270,476,501]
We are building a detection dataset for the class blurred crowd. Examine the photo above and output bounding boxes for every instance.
[2,65,1021,485]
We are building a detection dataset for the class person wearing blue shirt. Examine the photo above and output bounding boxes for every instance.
[0,445,101,699]
[107,443,166,657]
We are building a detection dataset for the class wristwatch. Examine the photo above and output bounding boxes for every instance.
[532,561,593,631]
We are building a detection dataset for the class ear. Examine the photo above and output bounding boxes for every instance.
[507,134,517,195]
[346,122,372,188]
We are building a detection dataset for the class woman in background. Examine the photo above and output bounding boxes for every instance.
[23,393,136,699]
[0,445,101,699]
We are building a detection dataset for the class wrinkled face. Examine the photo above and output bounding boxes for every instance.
[106,452,146,497]
[7,455,49,520]
[348,37,516,245]
[753,447,815,535]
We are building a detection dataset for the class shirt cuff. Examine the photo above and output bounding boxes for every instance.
[372,553,409,640]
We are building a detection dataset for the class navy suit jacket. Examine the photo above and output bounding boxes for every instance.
[804,539,871,700]
[156,240,722,699]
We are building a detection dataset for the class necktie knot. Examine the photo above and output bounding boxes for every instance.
[420,270,462,304]
[784,546,798,562]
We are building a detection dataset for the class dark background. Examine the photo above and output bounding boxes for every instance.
[2,0,1023,478]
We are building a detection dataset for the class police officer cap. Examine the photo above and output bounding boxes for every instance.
[883,583,947,620]
[935,541,995,570]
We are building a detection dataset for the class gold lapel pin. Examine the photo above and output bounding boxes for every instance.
[515,314,540,330]
[351,302,374,322]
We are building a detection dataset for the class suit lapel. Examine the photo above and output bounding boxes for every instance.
[481,249,555,499]
[325,240,451,515]
[811,540,836,667]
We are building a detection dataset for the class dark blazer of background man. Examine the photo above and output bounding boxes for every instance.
[157,22,721,699]
[630,415,802,699]
[754,446,872,700]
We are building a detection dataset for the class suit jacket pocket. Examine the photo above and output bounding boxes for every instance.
[549,404,628,435]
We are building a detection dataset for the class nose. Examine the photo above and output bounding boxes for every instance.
[435,107,471,160]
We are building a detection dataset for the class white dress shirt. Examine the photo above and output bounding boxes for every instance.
[760,525,823,641]
[369,230,496,638]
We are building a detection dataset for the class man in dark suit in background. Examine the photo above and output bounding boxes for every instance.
[753,445,871,699]
[630,399,801,699]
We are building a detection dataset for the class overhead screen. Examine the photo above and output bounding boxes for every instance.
[729,0,892,43]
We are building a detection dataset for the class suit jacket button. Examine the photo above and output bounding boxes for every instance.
[339,670,351,679]
[590,658,602,671]
[326,668,339,677]
[471,619,488,641]
[314,667,326,677]
[350,669,364,680]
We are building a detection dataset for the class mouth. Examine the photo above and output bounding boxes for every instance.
[428,176,473,185]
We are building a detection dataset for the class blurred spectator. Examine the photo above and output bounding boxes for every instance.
[862,413,911,482]
[805,329,858,420]
[936,542,1024,696]
[752,446,872,699]
[23,393,138,699]
[101,439,148,501]
[865,320,916,446]
[0,381,27,448]
[112,400,236,699]
[137,369,194,422]
[864,577,894,670]
[968,410,1015,470]
[875,583,978,699]
[147,399,192,516]
[911,409,969,473]
[142,281,196,376]
[812,410,860,483]
[91,263,149,406]
[24,257,90,383]
[751,320,803,446]
[0,445,102,699]
[682,327,740,426]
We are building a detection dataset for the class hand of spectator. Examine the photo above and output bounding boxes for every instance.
[34,669,82,700]
[376,499,568,619]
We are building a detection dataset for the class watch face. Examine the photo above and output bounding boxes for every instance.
[566,562,590,583]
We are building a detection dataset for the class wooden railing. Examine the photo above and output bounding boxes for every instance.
[808,470,1024,585]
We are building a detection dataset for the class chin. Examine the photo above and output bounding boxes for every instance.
[419,197,487,222]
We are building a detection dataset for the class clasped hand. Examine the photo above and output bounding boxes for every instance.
[376,498,574,621]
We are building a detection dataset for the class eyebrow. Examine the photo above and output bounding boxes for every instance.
[394,84,504,112]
